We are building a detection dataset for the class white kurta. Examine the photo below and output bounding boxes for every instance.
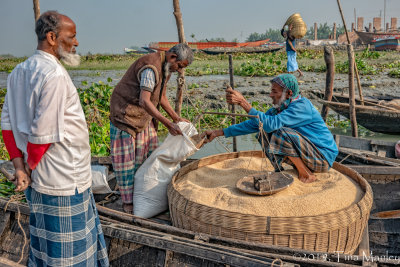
[1,50,92,196]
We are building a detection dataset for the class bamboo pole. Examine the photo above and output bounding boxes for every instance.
[203,112,258,118]
[228,55,237,152]
[33,0,40,21]
[321,45,335,121]
[173,0,186,116]
[336,0,364,105]
[347,44,358,137]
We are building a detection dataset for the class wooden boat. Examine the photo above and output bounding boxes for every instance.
[1,139,400,266]
[373,37,400,51]
[309,90,398,105]
[201,47,282,55]
[149,39,270,51]
[1,157,395,266]
[319,100,400,134]
[355,30,400,45]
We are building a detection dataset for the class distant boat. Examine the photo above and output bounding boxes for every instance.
[123,48,148,54]
[373,37,400,51]
[202,46,282,55]
[149,39,270,51]
[355,30,400,44]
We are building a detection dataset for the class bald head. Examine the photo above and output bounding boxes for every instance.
[35,11,73,42]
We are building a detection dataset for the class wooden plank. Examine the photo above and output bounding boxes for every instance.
[101,222,296,267]
[0,212,11,243]
[0,257,24,267]
[344,165,400,175]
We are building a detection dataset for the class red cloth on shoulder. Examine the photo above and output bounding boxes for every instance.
[2,130,23,160]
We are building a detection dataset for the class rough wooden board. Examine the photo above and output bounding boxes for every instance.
[0,256,25,267]
[101,222,297,267]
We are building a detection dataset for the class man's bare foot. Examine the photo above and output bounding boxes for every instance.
[298,173,317,183]
[123,203,133,214]
[287,156,316,183]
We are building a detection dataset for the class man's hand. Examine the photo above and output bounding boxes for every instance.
[201,129,224,143]
[173,117,191,123]
[167,122,183,136]
[226,87,253,113]
[14,167,31,192]
[226,87,245,105]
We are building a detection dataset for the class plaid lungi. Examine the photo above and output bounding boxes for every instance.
[259,127,329,173]
[110,121,158,204]
[25,187,109,267]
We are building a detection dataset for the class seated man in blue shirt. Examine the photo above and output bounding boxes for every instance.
[203,74,338,183]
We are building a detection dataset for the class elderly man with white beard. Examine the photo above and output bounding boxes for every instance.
[204,74,338,183]
[1,11,109,266]
[109,43,193,213]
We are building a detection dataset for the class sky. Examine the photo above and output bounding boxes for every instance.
[0,0,399,57]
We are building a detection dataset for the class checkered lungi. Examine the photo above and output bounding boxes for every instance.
[258,127,330,173]
[25,186,109,267]
[110,121,158,204]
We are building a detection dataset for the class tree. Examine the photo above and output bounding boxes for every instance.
[305,23,344,40]
[246,29,284,42]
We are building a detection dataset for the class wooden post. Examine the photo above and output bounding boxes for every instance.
[336,0,364,105]
[333,23,337,40]
[33,0,40,21]
[173,0,186,115]
[321,46,335,122]
[314,23,318,40]
[347,44,358,138]
[228,55,237,152]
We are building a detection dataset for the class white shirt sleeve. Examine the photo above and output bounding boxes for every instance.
[28,74,66,144]
[1,92,11,130]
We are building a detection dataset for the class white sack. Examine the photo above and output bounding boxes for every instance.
[133,122,198,218]
[91,165,113,194]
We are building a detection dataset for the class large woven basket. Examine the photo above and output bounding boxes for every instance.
[283,13,307,39]
[168,151,373,254]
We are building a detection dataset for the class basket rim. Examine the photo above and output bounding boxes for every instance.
[169,150,373,221]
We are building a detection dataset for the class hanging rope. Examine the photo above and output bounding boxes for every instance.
[4,194,27,264]
[182,81,231,152]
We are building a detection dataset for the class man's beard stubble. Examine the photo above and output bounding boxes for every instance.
[58,46,80,67]
[273,92,287,109]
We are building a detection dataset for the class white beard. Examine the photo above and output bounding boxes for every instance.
[273,92,287,109]
[164,62,171,77]
[58,46,80,67]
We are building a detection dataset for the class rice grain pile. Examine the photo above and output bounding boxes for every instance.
[176,157,363,217]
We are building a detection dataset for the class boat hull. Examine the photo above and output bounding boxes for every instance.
[320,100,400,134]
[355,31,400,44]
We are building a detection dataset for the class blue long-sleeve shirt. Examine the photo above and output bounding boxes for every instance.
[223,97,339,166]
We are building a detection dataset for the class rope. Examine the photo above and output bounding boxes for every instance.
[182,81,231,152]
[271,258,284,267]
[4,194,27,264]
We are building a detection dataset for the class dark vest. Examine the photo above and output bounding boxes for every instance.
[110,52,168,137]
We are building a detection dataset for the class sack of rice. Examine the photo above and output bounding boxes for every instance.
[283,13,307,39]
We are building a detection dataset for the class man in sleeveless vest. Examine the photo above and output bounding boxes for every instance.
[109,44,194,213]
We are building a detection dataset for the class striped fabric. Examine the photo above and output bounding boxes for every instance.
[110,121,158,204]
[140,68,156,91]
[25,186,109,267]
[259,127,330,173]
